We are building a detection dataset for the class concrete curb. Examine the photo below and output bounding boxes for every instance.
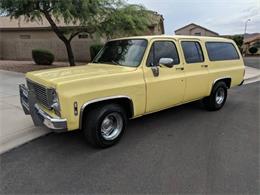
[0,127,50,154]
[244,66,260,84]
[244,76,260,84]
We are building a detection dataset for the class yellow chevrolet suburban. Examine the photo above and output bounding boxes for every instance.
[19,35,245,148]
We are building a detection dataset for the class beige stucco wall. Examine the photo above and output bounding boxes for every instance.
[0,13,164,61]
[0,28,163,61]
[191,27,218,36]
[175,24,218,37]
[0,30,98,61]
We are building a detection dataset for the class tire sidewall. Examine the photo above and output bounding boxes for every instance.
[212,82,227,110]
[86,104,127,148]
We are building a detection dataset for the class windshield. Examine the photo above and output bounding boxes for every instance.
[93,39,148,67]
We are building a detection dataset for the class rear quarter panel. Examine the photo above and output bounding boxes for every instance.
[204,39,245,95]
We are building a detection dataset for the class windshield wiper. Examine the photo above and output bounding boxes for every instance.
[111,60,121,66]
[96,60,122,66]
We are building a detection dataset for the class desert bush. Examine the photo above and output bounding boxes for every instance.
[32,49,55,65]
[249,47,258,55]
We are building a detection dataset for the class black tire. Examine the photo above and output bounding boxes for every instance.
[83,103,127,148]
[203,81,228,111]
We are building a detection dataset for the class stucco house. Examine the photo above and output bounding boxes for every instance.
[175,23,219,37]
[242,33,260,55]
[0,11,164,62]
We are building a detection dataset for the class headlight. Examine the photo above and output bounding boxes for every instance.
[51,89,61,116]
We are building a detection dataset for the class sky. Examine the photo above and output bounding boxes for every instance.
[128,0,260,35]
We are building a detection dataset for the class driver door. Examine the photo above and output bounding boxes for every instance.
[143,39,186,113]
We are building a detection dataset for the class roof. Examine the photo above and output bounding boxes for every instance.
[244,33,260,44]
[0,12,164,31]
[111,35,230,42]
[175,23,219,36]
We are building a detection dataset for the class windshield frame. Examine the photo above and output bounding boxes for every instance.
[92,38,148,68]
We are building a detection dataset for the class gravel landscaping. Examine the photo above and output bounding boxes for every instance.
[0,60,86,73]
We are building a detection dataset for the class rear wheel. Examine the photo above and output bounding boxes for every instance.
[83,103,127,148]
[203,81,228,111]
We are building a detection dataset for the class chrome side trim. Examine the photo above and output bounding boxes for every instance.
[213,77,232,86]
[79,95,134,130]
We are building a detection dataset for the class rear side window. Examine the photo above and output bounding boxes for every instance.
[206,42,240,61]
[147,41,180,66]
[181,41,204,63]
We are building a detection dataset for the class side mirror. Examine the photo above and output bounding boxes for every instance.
[151,66,159,77]
[159,58,175,68]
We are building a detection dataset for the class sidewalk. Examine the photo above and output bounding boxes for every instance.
[244,66,260,84]
[0,66,259,154]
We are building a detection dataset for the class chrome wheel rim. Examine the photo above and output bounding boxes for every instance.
[101,113,123,141]
[216,88,225,105]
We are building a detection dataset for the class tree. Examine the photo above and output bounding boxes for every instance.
[226,35,244,49]
[0,0,150,66]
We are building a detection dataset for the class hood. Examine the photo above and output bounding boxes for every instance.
[26,63,137,87]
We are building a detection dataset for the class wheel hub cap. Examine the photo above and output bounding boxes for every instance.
[101,113,123,141]
[216,88,225,105]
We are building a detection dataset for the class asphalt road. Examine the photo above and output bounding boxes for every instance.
[0,82,259,194]
[244,57,260,69]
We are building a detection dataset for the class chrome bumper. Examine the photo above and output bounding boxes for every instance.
[19,84,67,133]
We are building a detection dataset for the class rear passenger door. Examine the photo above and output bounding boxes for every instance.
[180,39,210,102]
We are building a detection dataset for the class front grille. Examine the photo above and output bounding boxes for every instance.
[27,80,52,109]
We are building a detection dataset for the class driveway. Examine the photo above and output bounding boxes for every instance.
[1,82,259,194]
[0,70,49,154]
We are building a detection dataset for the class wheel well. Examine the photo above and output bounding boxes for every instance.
[215,78,232,88]
[80,98,134,129]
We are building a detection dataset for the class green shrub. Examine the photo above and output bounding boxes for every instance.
[32,49,55,65]
[249,47,258,55]
[90,44,104,61]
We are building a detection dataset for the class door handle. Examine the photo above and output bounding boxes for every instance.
[176,67,184,71]
[201,65,208,68]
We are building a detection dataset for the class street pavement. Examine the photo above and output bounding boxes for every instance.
[244,57,260,69]
[0,82,259,194]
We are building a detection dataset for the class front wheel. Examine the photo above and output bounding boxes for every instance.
[203,81,228,111]
[83,103,127,148]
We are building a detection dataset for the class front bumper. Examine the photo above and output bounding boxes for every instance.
[19,84,67,133]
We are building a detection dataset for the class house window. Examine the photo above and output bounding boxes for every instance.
[78,34,89,39]
[194,32,201,36]
[20,35,31,39]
